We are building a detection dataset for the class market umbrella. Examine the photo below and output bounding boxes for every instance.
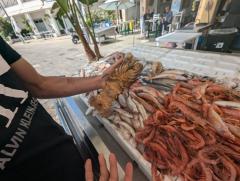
[100,0,135,24]
[100,0,135,10]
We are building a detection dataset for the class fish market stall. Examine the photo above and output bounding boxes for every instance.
[155,31,202,50]
[55,46,240,181]
[95,26,117,44]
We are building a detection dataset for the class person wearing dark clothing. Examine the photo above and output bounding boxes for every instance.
[143,9,154,37]
[150,9,154,18]
[0,37,133,181]
[143,9,153,20]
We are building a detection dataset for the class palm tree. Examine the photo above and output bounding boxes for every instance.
[79,0,96,37]
[56,0,102,61]
[75,0,102,59]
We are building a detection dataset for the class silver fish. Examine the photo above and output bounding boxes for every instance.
[132,86,165,99]
[131,114,141,130]
[138,114,144,128]
[129,138,137,148]
[161,69,186,75]
[123,89,129,98]
[214,101,240,109]
[112,101,121,109]
[118,94,127,108]
[208,106,235,140]
[132,99,148,120]
[118,127,131,140]
[127,96,139,113]
[118,121,135,137]
[132,119,141,130]
[119,114,133,126]
[108,115,115,121]
[152,78,178,85]
[114,108,133,118]
[112,115,121,125]
[226,123,240,138]
[148,73,187,81]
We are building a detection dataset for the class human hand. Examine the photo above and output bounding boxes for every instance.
[100,53,124,88]
[102,52,124,77]
[85,153,133,181]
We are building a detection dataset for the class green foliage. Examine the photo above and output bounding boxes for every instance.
[53,0,102,59]
[56,0,69,13]
[57,17,65,29]
[52,1,68,28]
[0,17,14,38]
[78,0,98,6]
[86,17,93,27]
[54,0,75,27]
[54,0,113,25]
[89,9,116,23]
[22,18,33,32]
[56,6,66,17]
[51,1,61,13]
[20,29,31,36]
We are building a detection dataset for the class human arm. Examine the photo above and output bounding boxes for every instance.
[0,36,123,99]
[11,57,122,99]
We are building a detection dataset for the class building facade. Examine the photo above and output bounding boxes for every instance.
[1,0,62,37]
[122,0,172,21]
[122,0,193,21]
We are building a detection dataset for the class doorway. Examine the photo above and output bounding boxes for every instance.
[34,19,47,32]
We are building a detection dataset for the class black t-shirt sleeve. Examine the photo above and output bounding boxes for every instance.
[0,36,21,64]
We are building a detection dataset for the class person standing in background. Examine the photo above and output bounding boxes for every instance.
[143,9,152,37]
[163,6,173,32]
[140,7,146,37]
[150,9,155,18]
[144,9,152,21]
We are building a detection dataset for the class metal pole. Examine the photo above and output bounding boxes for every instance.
[132,3,136,47]
[116,6,119,25]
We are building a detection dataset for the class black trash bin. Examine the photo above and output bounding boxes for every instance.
[205,28,238,52]
[231,33,240,51]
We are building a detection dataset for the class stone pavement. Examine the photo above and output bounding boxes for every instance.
[12,34,150,122]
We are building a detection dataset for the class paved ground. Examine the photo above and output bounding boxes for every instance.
[12,34,149,122]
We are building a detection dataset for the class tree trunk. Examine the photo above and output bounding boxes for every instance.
[71,2,96,62]
[75,3,103,60]
[87,5,95,38]
[91,31,103,60]
[57,0,96,62]
[82,17,103,60]
[75,23,96,61]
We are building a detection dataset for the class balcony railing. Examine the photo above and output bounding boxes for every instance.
[22,0,36,2]
[1,0,18,8]
[21,0,55,3]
